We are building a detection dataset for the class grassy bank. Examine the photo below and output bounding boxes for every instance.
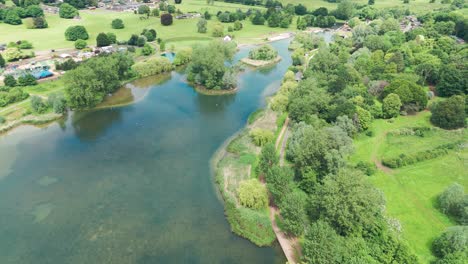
[213,108,280,246]
[349,112,467,263]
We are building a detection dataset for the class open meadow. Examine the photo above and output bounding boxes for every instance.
[350,111,467,263]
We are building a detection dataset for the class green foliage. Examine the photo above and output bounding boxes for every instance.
[160,13,173,26]
[249,128,274,147]
[65,25,89,41]
[47,93,67,114]
[96,32,111,47]
[59,3,78,19]
[0,116,5,124]
[310,168,385,236]
[248,44,278,61]
[64,53,134,108]
[432,226,468,258]
[279,190,308,236]
[382,93,402,119]
[302,220,346,264]
[0,54,5,68]
[335,0,355,20]
[74,39,86,49]
[173,47,192,66]
[430,95,466,129]
[265,166,294,205]
[256,143,278,176]
[355,161,377,176]
[212,23,224,37]
[197,18,207,33]
[30,95,48,113]
[111,18,124,29]
[247,109,264,125]
[436,64,467,97]
[141,43,154,56]
[141,28,157,42]
[237,179,268,210]
[382,142,462,168]
[17,74,37,86]
[3,75,16,87]
[383,80,427,112]
[131,57,173,77]
[137,5,150,15]
[0,87,29,107]
[438,183,467,224]
[4,9,22,25]
[187,40,237,90]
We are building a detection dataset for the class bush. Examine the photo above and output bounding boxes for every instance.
[65,25,89,41]
[382,93,402,119]
[107,32,117,44]
[17,74,37,86]
[160,13,173,26]
[249,128,274,146]
[173,47,192,66]
[248,44,278,61]
[96,32,111,47]
[438,183,467,224]
[4,10,22,25]
[30,95,48,113]
[55,58,79,71]
[212,23,224,37]
[0,87,29,107]
[18,40,33,49]
[197,18,207,33]
[131,57,174,77]
[141,43,154,56]
[111,18,124,29]
[432,226,468,258]
[137,5,150,15]
[141,29,157,42]
[0,116,5,124]
[32,16,48,28]
[0,54,5,68]
[26,5,43,17]
[47,93,67,114]
[355,161,377,176]
[74,39,87,49]
[430,95,466,130]
[238,179,268,210]
[3,75,17,87]
[59,3,78,19]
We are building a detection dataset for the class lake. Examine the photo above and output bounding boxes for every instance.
[0,39,293,263]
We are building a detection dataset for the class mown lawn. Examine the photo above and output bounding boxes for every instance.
[350,111,467,263]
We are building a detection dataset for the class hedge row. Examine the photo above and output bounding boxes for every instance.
[382,142,462,168]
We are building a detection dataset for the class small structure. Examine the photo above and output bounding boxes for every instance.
[295,71,303,82]
[223,35,232,42]
[175,13,201,19]
[59,53,72,59]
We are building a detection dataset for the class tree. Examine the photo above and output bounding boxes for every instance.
[432,226,468,258]
[237,179,268,210]
[142,29,156,42]
[310,168,385,236]
[59,3,78,19]
[197,18,207,33]
[151,8,159,17]
[141,43,154,56]
[436,64,467,97]
[438,183,467,222]
[136,36,146,47]
[0,54,5,68]
[65,25,89,41]
[74,39,87,49]
[107,32,116,44]
[212,23,224,37]
[430,95,466,129]
[173,47,192,66]
[47,93,67,114]
[257,143,278,176]
[3,75,16,87]
[26,5,43,17]
[302,220,346,264]
[137,5,150,15]
[167,5,176,14]
[251,11,265,25]
[382,93,402,118]
[175,0,182,3]
[17,74,37,86]
[111,18,124,29]
[32,16,48,28]
[335,0,355,20]
[160,13,173,26]
[280,190,308,236]
[368,0,375,5]
[131,57,173,77]
[248,44,278,61]
[4,10,22,25]
[265,166,294,204]
[294,4,307,15]
[96,32,111,47]
[383,79,428,111]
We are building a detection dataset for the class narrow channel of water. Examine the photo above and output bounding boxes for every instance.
[0,39,295,263]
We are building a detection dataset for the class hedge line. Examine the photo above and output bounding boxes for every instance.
[382,142,462,168]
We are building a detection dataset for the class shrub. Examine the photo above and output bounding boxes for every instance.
[160,13,173,26]
[439,183,467,224]
[30,95,48,113]
[17,74,37,86]
[136,36,146,47]
[141,43,154,56]
[65,25,89,41]
[248,44,278,61]
[0,116,5,124]
[107,32,117,44]
[17,40,33,49]
[355,161,377,176]
[137,5,150,15]
[0,54,5,68]
[131,57,174,77]
[74,39,87,49]
[59,3,78,19]
[141,28,157,42]
[382,93,402,119]
[96,32,111,47]
[173,47,192,66]
[430,95,466,130]
[212,23,224,37]
[32,16,48,28]
[167,5,176,14]
[111,18,124,29]
[151,8,159,17]
[47,93,67,114]
[250,128,274,147]
[238,179,268,210]
[197,18,207,33]
[55,58,79,71]
[3,75,17,87]
[4,10,22,25]
[432,226,468,258]
[26,5,43,17]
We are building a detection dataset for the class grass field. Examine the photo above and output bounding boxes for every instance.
[350,111,467,263]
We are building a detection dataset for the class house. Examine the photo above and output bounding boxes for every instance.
[223,35,232,42]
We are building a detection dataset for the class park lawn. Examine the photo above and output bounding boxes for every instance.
[283,0,449,14]
[350,111,468,263]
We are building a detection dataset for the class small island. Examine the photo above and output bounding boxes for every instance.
[241,44,281,67]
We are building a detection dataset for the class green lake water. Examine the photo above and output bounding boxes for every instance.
[0,39,292,264]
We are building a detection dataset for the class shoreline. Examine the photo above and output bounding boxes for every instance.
[241,56,282,68]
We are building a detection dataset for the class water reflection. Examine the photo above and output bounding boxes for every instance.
[71,109,123,141]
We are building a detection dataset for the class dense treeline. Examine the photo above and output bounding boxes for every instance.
[258,3,467,263]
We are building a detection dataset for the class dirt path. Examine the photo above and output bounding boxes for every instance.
[269,116,300,263]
